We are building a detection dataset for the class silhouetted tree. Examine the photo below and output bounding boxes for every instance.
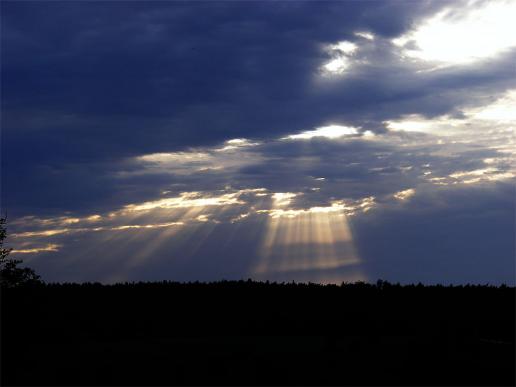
[0,217,41,287]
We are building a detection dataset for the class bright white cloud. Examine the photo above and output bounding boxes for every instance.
[13,228,73,238]
[426,167,514,186]
[393,188,416,201]
[217,138,260,151]
[468,89,516,123]
[321,40,357,75]
[393,0,516,65]
[387,89,516,136]
[226,138,248,145]
[124,192,245,212]
[385,114,463,134]
[258,197,376,219]
[354,31,374,40]
[322,57,351,74]
[110,222,185,230]
[272,192,297,207]
[449,168,514,184]
[138,151,211,165]
[11,243,62,254]
[132,139,262,175]
[362,130,376,138]
[331,41,358,54]
[283,125,359,140]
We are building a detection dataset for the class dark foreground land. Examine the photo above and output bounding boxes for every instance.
[1,281,515,386]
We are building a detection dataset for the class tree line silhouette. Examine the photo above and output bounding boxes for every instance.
[0,217,41,287]
[1,217,514,386]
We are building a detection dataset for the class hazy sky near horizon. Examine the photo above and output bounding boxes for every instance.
[2,0,515,284]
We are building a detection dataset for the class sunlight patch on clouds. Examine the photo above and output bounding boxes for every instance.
[195,214,212,223]
[230,212,251,223]
[13,228,73,238]
[321,41,357,75]
[467,89,516,123]
[132,139,261,176]
[385,114,463,134]
[11,243,62,254]
[11,222,186,239]
[226,138,249,144]
[258,197,376,219]
[393,188,416,201]
[258,203,344,219]
[138,151,210,164]
[449,168,514,184]
[393,0,516,65]
[216,138,260,152]
[272,192,297,207]
[386,90,516,142]
[124,191,245,212]
[10,189,270,246]
[10,215,102,228]
[331,41,358,55]
[60,218,80,224]
[135,151,215,174]
[354,31,374,40]
[111,222,184,230]
[322,57,352,74]
[283,125,359,140]
[426,167,514,186]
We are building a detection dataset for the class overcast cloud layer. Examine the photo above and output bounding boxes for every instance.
[2,0,515,284]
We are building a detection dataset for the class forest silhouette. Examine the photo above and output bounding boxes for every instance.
[0,217,41,287]
[1,218,514,385]
[2,279,515,386]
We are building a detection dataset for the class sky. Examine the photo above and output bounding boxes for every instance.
[1,0,515,285]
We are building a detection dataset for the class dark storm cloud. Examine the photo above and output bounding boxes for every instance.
[1,0,443,215]
[6,0,513,157]
[2,0,466,163]
[3,1,514,213]
[313,49,516,126]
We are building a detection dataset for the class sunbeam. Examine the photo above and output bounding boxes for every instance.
[254,193,365,283]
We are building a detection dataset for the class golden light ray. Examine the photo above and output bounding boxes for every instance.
[122,226,183,270]
[93,205,220,281]
[254,194,365,283]
[11,187,369,284]
[9,189,261,255]
[222,196,270,250]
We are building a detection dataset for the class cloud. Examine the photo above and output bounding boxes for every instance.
[354,31,374,40]
[3,0,493,170]
[282,125,359,140]
[2,1,514,284]
[393,189,416,201]
[393,0,516,65]
[11,243,61,254]
[320,41,358,75]
[7,117,514,284]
